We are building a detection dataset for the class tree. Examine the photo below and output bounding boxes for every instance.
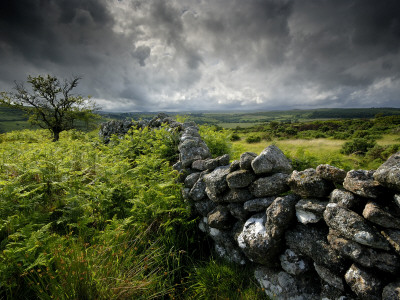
[0,75,99,141]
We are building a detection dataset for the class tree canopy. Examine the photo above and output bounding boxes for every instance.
[0,75,99,141]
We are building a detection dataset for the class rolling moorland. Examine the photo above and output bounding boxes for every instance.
[0,106,399,299]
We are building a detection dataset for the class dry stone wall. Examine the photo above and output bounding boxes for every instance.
[100,115,400,300]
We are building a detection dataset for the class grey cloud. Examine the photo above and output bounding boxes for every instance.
[0,0,399,111]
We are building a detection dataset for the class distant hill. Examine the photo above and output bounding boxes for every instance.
[1,106,400,133]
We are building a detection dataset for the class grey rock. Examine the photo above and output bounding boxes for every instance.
[222,188,253,203]
[251,145,292,175]
[330,189,360,209]
[288,168,335,198]
[363,201,400,229]
[182,187,190,200]
[203,166,230,196]
[265,194,299,238]
[381,229,400,255]
[344,264,382,300]
[295,198,328,224]
[192,154,230,171]
[178,137,211,167]
[207,205,235,230]
[200,218,247,265]
[249,173,290,197]
[227,203,249,221]
[314,263,345,291]
[343,170,384,199]
[254,267,320,300]
[394,194,400,209]
[205,186,221,203]
[382,281,400,300]
[229,160,240,172]
[328,230,400,274]
[193,199,216,217]
[323,203,390,250]
[316,164,347,184]
[172,161,183,172]
[184,172,201,188]
[320,284,352,300]
[191,159,208,171]
[285,224,345,272]
[374,151,400,192]
[188,173,208,201]
[236,195,298,265]
[240,152,257,170]
[280,249,310,276]
[216,154,230,167]
[244,197,275,212]
[226,170,256,189]
[236,213,272,264]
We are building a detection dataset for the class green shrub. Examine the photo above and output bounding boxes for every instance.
[246,134,262,143]
[230,133,241,141]
[199,125,232,157]
[340,138,377,155]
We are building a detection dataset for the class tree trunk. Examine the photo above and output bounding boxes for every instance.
[52,130,60,142]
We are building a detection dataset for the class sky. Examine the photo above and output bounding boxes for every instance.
[1,0,400,112]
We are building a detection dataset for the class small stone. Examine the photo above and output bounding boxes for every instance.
[314,263,345,291]
[229,160,240,172]
[249,173,290,197]
[394,194,400,209]
[280,249,310,275]
[239,152,257,170]
[323,203,390,250]
[328,230,400,274]
[285,224,345,272]
[329,189,360,209]
[344,264,382,300]
[381,229,400,255]
[194,200,217,217]
[295,198,328,224]
[251,145,292,175]
[226,170,255,189]
[363,201,400,229]
[288,168,335,198]
[222,188,253,203]
[184,172,201,188]
[189,173,208,201]
[265,194,299,238]
[382,281,400,300]
[254,267,320,300]
[227,203,249,221]
[316,164,347,184]
[207,205,235,230]
[244,197,275,212]
[343,170,384,199]
[374,151,400,192]
[191,159,208,171]
[203,166,230,196]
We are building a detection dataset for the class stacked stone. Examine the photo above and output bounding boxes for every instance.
[179,138,400,299]
[99,113,183,143]
[99,115,400,299]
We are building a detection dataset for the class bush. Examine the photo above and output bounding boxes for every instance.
[230,133,241,141]
[340,138,377,155]
[199,125,232,157]
[245,134,261,143]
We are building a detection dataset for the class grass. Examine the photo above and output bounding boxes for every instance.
[232,133,400,170]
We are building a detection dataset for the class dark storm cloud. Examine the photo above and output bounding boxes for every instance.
[0,0,399,111]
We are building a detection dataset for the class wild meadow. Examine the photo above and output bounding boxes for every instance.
[0,126,264,299]
[230,115,400,171]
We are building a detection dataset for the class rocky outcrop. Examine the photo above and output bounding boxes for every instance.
[100,115,400,300]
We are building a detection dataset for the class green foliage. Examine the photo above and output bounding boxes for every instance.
[340,138,377,155]
[186,259,266,299]
[0,127,200,299]
[246,134,262,143]
[199,125,233,158]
